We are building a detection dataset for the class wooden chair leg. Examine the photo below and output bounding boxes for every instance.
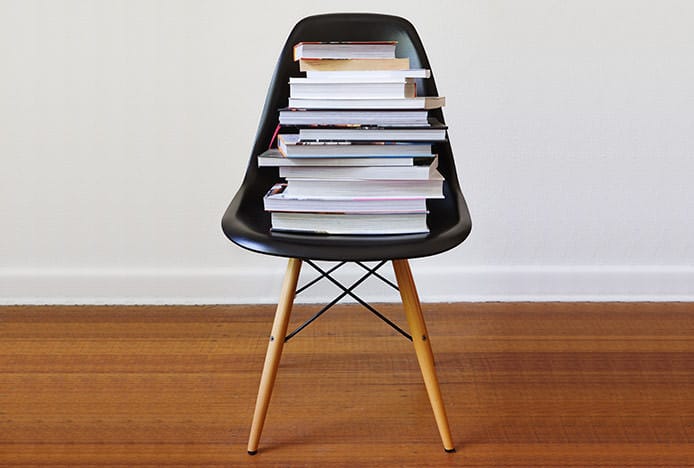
[392,259,456,452]
[247,258,302,455]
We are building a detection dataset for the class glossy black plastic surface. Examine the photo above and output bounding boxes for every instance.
[221,13,471,261]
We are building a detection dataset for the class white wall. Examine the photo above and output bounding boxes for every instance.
[1,0,693,303]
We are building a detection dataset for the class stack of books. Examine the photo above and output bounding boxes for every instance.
[259,41,448,235]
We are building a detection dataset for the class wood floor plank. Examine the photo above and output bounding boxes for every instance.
[1,302,693,466]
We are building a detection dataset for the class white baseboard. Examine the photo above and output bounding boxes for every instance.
[1,265,693,305]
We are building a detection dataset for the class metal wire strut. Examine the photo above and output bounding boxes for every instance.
[284,260,412,343]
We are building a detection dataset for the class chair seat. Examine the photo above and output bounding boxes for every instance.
[222,177,471,262]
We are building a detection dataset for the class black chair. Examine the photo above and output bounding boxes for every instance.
[221,13,471,454]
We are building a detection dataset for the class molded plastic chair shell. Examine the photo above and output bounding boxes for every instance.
[221,13,471,261]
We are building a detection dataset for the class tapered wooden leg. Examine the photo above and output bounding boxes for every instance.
[247,258,302,455]
[392,259,455,452]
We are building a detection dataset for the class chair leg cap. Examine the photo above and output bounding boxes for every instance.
[248,450,257,456]
[444,448,456,453]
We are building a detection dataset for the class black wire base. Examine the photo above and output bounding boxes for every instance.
[284,260,412,343]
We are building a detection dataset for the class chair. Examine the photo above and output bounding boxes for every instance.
[221,13,472,454]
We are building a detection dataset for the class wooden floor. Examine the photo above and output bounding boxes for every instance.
[1,302,693,467]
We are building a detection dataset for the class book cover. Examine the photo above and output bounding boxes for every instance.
[297,119,448,142]
[287,96,445,110]
[304,68,431,80]
[293,41,397,61]
[271,211,429,235]
[278,156,438,180]
[278,108,430,127]
[276,134,434,158]
[289,81,415,99]
[257,149,427,167]
[298,58,410,72]
[284,171,445,199]
[263,183,428,214]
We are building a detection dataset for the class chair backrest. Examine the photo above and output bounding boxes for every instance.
[225,13,471,260]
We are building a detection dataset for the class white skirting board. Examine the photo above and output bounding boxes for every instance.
[1,265,693,305]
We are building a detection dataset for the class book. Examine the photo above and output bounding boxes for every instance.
[289,80,415,99]
[293,41,397,60]
[271,211,429,235]
[290,76,418,84]
[263,183,427,213]
[258,149,430,167]
[297,120,447,142]
[284,171,445,198]
[287,96,445,110]
[299,57,410,72]
[277,134,433,158]
[278,156,438,180]
[278,108,429,127]
[305,68,431,80]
